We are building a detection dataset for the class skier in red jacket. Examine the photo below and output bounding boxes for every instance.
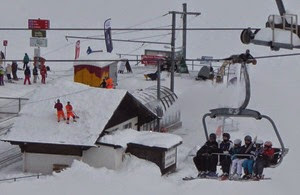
[65,101,77,124]
[54,99,66,122]
[40,64,47,84]
[253,141,275,180]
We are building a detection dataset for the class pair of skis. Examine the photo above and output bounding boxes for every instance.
[182,175,271,181]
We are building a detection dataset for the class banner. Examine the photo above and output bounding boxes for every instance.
[104,18,113,53]
[141,55,165,65]
[75,40,80,60]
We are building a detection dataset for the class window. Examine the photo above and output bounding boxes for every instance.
[123,122,132,129]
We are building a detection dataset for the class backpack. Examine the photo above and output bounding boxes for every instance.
[33,67,38,75]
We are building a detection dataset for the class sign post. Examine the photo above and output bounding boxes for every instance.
[32,30,46,38]
[28,19,50,30]
[28,19,49,67]
[30,37,48,47]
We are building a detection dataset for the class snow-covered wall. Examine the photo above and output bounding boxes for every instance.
[82,146,124,170]
[23,153,81,174]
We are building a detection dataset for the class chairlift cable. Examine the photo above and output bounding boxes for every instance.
[0,27,261,31]
[124,33,172,41]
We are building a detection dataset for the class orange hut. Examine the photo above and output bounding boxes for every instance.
[74,53,118,87]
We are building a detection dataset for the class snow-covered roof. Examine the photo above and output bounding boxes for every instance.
[99,129,182,149]
[74,52,120,68]
[2,81,128,146]
[254,28,300,46]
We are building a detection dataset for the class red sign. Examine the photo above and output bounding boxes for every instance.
[28,19,50,29]
[3,40,8,46]
[141,55,165,65]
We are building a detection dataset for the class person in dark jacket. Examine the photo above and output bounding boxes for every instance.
[144,71,158,81]
[33,66,38,83]
[193,133,219,177]
[54,99,66,122]
[0,66,4,86]
[99,78,107,88]
[241,135,256,179]
[23,53,30,69]
[11,61,18,81]
[24,66,31,85]
[223,50,257,65]
[219,133,233,178]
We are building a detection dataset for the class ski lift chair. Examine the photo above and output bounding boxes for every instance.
[202,108,289,168]
[201,54,288,168]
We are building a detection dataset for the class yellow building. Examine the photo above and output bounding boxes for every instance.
[74,53,118,87]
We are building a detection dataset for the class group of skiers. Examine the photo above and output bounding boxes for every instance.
[0,53,48,86]
[54,99,77,124]
[0,62,20,85]
[193,133,275,181]
[23,53,48,85]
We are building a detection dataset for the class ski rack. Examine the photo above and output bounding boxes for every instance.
[202,61,289,167]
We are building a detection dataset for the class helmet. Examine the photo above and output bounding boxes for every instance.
[57,99,60,102]
[244,135,252,142]
[223,133,230,139]
[256,139,264,146]
[264,141,272,147]
[209,133,216,140]
[234,139,242,145]
[67,101,70,104]
[246,49,250,54]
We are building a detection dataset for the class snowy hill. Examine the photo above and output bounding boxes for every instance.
[0,0,300,194]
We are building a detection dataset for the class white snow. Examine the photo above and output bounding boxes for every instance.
[2,81,127,146]
[99,129,182,148]
[0,0,300,194]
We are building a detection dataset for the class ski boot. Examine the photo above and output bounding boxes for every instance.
[207,171,218,178]
[220,173,229,180]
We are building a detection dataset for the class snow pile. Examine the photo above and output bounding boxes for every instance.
[0,157,179,195]
[2,81,127,146]
[74,52,120,67]
[100,129,182,148]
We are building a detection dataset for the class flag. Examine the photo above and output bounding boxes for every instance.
[75,40,80,60]
[104,18,113,53]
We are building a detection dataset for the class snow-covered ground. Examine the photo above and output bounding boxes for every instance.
[1,0,300,194]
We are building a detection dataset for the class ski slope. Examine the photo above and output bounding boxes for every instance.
[0,0,300,194]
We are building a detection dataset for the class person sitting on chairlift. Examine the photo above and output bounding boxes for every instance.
[252,141,275,180]
[219,133,233,179]
[193,133,219,178]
